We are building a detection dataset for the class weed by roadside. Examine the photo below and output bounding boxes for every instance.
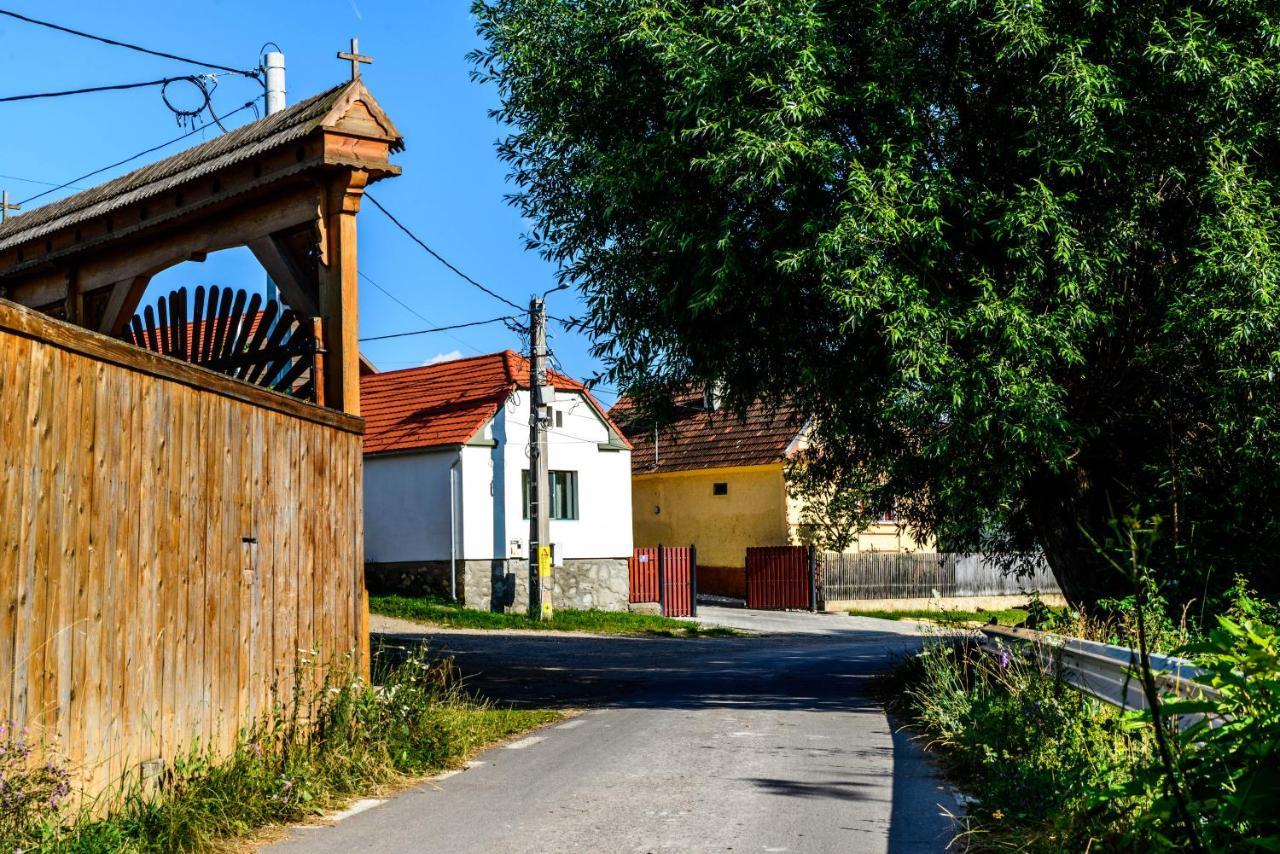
[890,581,1280,851]
[370,594,741,637]
[4,650,558,852]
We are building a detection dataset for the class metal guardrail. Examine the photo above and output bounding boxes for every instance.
[979,625,1218,729]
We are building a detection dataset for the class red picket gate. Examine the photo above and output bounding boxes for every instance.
[745,546,813,610]
[629,548,660,603]
[628,545,697,618]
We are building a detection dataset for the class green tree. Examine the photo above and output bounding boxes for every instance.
[472,0,1280,607]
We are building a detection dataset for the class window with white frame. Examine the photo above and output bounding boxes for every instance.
[522,470,579,520]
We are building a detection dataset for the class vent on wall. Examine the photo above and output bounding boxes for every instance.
[713,482,728,496]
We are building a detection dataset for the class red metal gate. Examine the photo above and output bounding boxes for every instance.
[629,545,697,617]
[746,546,813,610]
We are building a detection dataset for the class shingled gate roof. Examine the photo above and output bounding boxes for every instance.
[0,80,403,252]
[610,390,806,475]
[361,350,632,456]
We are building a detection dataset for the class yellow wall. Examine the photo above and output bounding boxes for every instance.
[632,464,790,567]
[631,463,930,569]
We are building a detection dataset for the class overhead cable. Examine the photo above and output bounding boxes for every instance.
[359,316,517,342]
[0,75,202,102]
[364,191,526,312]
[18,100,257,206]
[0,8,260,78]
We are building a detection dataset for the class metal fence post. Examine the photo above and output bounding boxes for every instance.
[808,545,818,612]
[657,543,666,617]
[689,544,698,618]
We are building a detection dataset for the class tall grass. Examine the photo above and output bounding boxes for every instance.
[3,649,557,852]
[892,636,1155,850]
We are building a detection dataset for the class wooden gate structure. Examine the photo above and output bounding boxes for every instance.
[629,546,697,618]
[0,79,402,798]
[745,546,815,610]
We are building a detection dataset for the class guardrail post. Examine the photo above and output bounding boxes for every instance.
[689,544,698,618]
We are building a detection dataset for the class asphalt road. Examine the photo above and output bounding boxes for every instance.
[264,607,957,854]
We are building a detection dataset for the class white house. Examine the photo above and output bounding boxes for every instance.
[360,350,634,612]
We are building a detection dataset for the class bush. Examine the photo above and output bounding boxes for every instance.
[1114,596,1280,850]
[895,581,1280,851]
[897,638,1151,850]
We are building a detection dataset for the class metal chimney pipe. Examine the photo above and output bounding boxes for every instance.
[265,51,286,115]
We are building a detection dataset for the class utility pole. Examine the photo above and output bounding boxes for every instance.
[527,297,553,620]
[0,191,19,224]
[263,49,286,304]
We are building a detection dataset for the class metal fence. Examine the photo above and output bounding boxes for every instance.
[819,552,1060,601]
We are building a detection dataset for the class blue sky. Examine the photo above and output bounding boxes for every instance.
[0,1,616,404]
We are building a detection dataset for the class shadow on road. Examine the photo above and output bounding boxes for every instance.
[371,620,958,852]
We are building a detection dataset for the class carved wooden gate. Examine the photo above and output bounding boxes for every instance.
[125,285,324,403]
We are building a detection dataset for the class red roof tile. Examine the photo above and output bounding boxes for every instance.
[610,390,805,474]
[361,350,631,455]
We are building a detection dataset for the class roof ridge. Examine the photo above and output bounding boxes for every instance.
[362,350,515,381]
[0,81,380,249]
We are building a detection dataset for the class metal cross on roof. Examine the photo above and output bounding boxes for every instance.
[337,37,372,81]
[0,191,19,224]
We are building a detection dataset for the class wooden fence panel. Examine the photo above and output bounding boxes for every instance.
[819,552,1061,601]
[628,546,695,617]
[0,299,364,800]
[745,546,811,610]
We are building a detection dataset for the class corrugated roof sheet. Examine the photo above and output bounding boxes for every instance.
[0,81,392,251]
[361,350,631,456]
[610,391,804,474]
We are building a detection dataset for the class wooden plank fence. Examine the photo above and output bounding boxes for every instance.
[745,546,812,610]
[819,552,1060,601]
[0,299,365,800]
[628,546,696,617]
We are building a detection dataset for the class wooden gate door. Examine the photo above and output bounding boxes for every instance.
[629,546,697,617]
[746,546,813,610]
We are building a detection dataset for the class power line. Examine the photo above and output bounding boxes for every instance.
[359,270,485,355]
[0,173,85,192]
[0,75,204,103]
[364,191,526,312]
[359,316,517,342]
[17,100,257,206]
[0,8,259,78]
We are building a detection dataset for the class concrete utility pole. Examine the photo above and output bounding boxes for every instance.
[527,297,553,620]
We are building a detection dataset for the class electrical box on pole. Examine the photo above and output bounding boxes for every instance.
[527,297,553,620]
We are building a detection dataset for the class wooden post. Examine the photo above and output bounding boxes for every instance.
[689,544,698,618]
[320,170,368,415]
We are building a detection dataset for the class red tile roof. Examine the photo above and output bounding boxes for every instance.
[361,350,631,456]
[610,390,805,474]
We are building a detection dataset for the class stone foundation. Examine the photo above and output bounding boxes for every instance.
[365,560,458,598]
[462,557,630,613]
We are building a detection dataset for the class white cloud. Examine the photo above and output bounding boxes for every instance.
[424,350,464,366]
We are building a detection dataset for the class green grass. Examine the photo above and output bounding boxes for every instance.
[7,651,559,852]
[847,607,1032,626]
[370,594,741,637]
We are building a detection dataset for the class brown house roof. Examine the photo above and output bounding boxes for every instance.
[362,350,632,456]
[0,80,404,252]
[610,390,805,474]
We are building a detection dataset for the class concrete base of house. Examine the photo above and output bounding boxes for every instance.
[827,592,1068,613]
[366,557,630,613]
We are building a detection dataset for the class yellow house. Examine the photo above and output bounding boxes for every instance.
[610,391,925,597]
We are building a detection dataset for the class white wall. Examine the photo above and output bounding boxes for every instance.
[366,388,633,564]
[363,449,461,563]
